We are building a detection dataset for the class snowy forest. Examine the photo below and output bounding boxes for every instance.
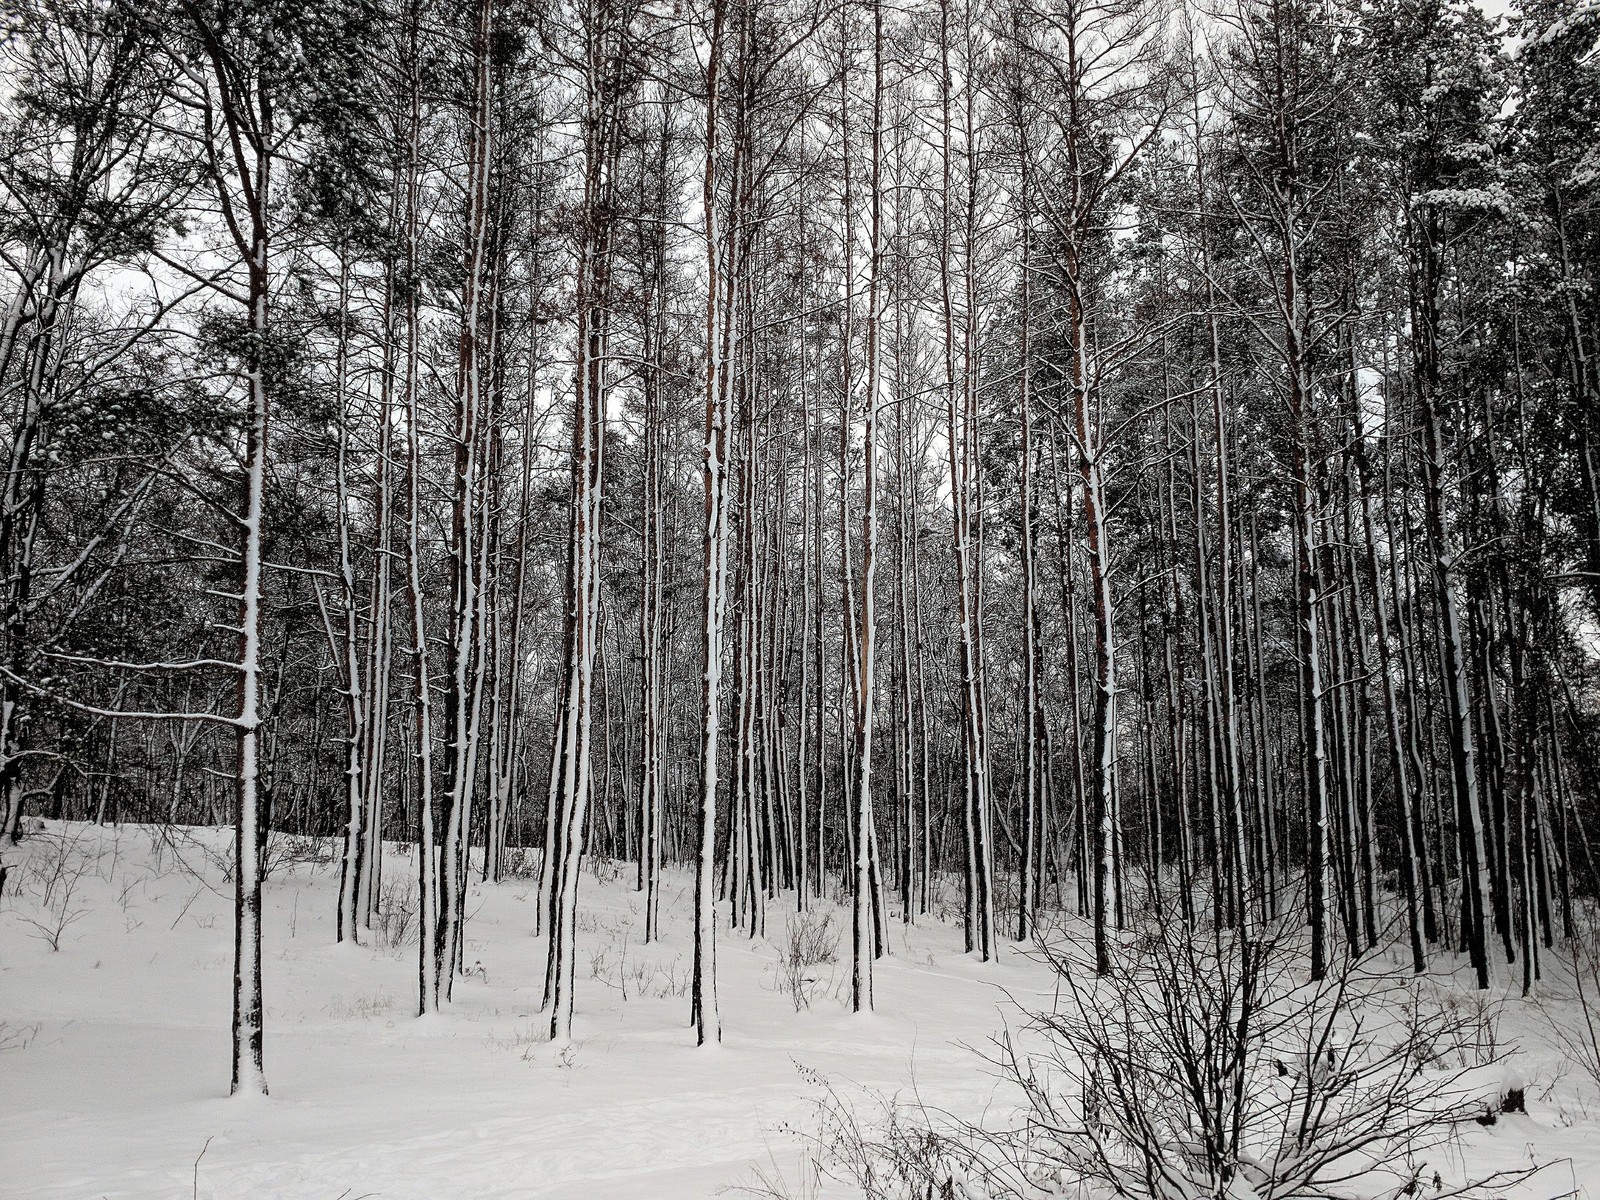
[3,0,1600,1194]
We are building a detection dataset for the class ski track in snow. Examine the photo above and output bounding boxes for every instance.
[2,822,1597,1198]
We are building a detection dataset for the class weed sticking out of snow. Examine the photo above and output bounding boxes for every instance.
[0,1020,41,1052]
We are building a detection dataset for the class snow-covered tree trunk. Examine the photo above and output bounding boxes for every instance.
[937,0,992,962]
[173,7,281,1096]
[850,0,885,1013]
[693,0,734,1046]
[332,255,369,947]
[1011,79,1043,944]
[437,0,498,1003]
[231,210,270,1096]
[397,8,440,1014]
[357,246,398,932]
[545,0,627,1040]
[638,102,671,940]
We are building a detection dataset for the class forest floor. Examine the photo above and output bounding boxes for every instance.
[1,822,1597,1199]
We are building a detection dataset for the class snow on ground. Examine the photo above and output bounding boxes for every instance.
[1,821,1598,1199]
[0,822,1051,1199]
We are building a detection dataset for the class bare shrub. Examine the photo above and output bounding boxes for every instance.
[574,908,613,935]
[923,870,966,928]
[631,953,691,999]
[325,991,401,1021]
[15,828,94,951]
[373,875,418,950]
[585,855,624,885]
[1413,982,1503,1071]
[145,824,233,885]
[488,1023,546,1063]
[775,910,839,1011]
[963,909,1538,1199]
[772,1064,963,1200]
[263,832,336,879]
[733,1146,823,1200]
[586,925,690,1000]
[18,894,87,950]
[25,826,90,907]
[588,938,622,984]
[501,846,541,880]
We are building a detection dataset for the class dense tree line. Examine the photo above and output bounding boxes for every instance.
[1,0,1597,1093]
